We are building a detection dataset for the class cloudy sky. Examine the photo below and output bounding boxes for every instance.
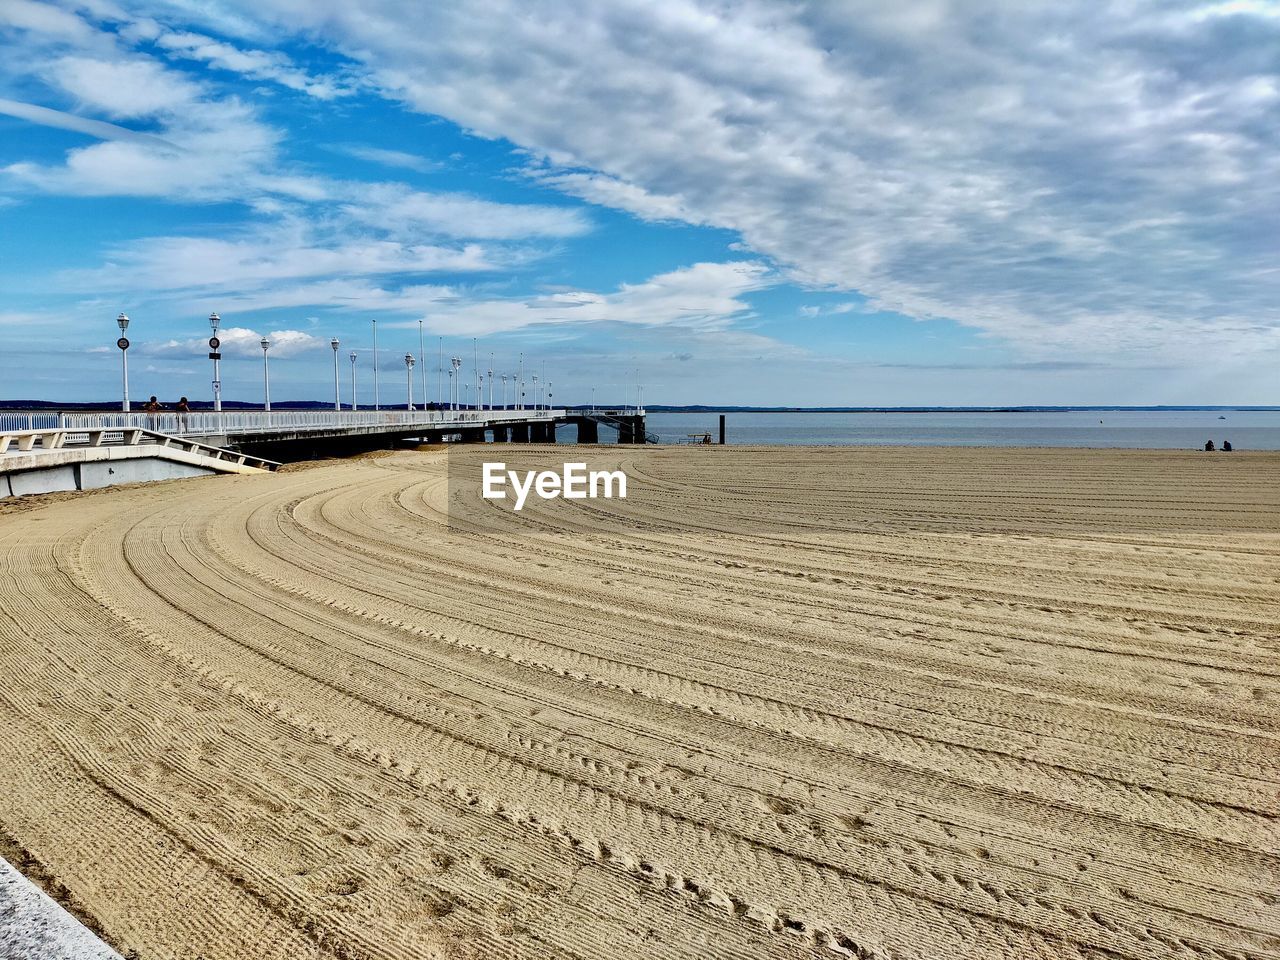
[1,0,1277,406]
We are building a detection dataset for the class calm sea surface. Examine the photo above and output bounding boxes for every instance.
[635,410,1280,449]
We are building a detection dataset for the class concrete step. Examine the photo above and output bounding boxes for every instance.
[0,857,122,959]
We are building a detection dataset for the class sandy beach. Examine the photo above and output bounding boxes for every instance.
[0,444,1277,960]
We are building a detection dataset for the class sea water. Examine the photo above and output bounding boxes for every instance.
[634,410,1280,449]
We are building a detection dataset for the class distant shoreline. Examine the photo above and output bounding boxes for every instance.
[2,401,1278,414]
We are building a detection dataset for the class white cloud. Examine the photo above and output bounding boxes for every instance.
[393,260,772,336]
[0,96,176,144]
[342,182,592,240]
[201,0,1280,359]
[0,15,284,201]
[148,326,326,358]
[0,0,96,42]
[151,29,352,99]
[332,143,438,173]
[68,222,495,292]
[5,94,279,198]
[52,54,201,117]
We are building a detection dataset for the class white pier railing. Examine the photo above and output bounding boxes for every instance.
[24,408,571,439]
[0,427,280,471]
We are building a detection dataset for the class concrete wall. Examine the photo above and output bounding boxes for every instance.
[79,458,213,490]
[2,451,222,499]
[5,465,78,497]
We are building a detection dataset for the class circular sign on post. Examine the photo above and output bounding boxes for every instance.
[117,337,130,350]
[209,336,221,349]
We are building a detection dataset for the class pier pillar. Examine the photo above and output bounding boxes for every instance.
[719,414,725,445]
[617,416,646,443]
[617,417,646,443]
[577,419,599,444]
[511,423,530,443]
[491,424,509,443]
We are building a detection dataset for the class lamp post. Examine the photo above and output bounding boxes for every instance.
[349,352,357,411]
[418,320,429,410]
[487,354,493,410]
[450,357,462,409]
[371,318,379,410]
[531,374,538,411]
[447,368,454,411]
[478,373,484,412]
[548,380,553,410]
[437,336,443,409]
[260,337,271,412]
[330,338,341,412]
[517,353,524,410]
[501,374,508,409]
[404,353,415,410]
[208,312,222,413]
[115,312,130,412]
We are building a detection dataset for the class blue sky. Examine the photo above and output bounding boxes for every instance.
[1,1,1278,406]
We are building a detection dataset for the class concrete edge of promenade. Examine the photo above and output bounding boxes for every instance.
[0,857,123,959]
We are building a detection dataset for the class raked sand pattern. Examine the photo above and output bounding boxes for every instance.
[1,445,1278,960]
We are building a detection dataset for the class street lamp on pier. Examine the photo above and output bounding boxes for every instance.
[260,337,271,412]
[208,312,222,413]
[418,320,429,411]
[371,318,379,410]
[331,338,341,411]
[404,353,415,410]
[115,313,130,412]
[349,352,357,410]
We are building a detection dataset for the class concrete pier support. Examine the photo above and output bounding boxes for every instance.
[491,424,509,443]
[511,423,530,443]
[577,419,599,444]
[617,416,645,443]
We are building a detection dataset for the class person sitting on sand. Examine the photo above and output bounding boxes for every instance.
[1204,439,1215,451]
[1223,440,1233,452]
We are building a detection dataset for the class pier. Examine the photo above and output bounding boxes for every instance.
[1,407,653,463]
[0,424,279,499]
